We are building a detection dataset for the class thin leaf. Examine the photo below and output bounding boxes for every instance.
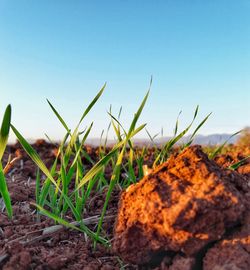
[209,130,242,159]
[47,99,70,132]
[173,111,182,136]
[128,90,150,136]
[11,125,60,190]
[0,162,12,218]
[229,155,250,170]
[77,83,106,128]
[0,105,11,160]
[35,203,107,244]
[184,112,212,148]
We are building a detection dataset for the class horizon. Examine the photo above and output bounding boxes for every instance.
[7,132,242,146]
[1,1,249,142]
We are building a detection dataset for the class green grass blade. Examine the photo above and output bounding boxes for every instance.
[184,112,212,148]
[81,122,93,145]
[60,160,68,196]
[44,133,56,145]
[191,112,212,139]
[130,123,147,138]
[69,123,93,169]
[11,124,60,190]
[81,151,95,165]
[35,203,108,244]
[65,129,78,159]
[229,155,250,170]
[0,105,11,160]
[153,106,201,167]
[35,169,40,205]
[77,123,146,191]
[76,141,124,190]
[194,105,199,118]
[95,177,116,244]
[46,99,70,132]
[0,162,12,218]
[108,112,126,141]
[118,106,122,119]
[94,92,150,242]
[173,111,182,136]
[209,130,242,159]
[77,83,106,128]
[145,129,160,148]
[128,90,150,136]
[104,122,111,150]
[40,157,59,207]
[94,146,126,244]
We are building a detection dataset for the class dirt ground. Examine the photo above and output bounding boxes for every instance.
[0,141,249,270]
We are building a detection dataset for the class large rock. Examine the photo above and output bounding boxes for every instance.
[113,146,246,265]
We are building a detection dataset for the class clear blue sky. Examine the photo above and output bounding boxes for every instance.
[0,0,249,142]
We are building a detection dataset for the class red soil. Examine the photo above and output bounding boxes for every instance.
[0,141,249,269]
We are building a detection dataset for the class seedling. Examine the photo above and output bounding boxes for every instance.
[11,83,150,245]
[0,105,12,218]
[153,106,212,168]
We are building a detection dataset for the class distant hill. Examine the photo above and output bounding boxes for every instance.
[154,134,238,146]
[85,133,239,147]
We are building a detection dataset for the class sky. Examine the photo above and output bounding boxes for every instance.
[0,0,249,142]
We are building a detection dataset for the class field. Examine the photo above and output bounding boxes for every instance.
[0,90,250,269]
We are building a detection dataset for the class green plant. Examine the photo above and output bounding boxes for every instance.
[0,104,12,218]
[11,83,150,246]
[91,89,150,242]
[152,106,211,168]
[11,85,109,244]
[209,130,242,159]
[9,79,216,249]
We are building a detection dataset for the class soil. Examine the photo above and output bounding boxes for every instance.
[0,140,249,270]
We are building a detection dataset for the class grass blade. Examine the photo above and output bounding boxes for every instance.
[0,162,12,218]
[35,203,108,244]
[11,125,60,190]
[209,130,242,159]
[128,90,150,136]
[46,99,70,132]
[77,83,106,128]
[229,155,250,170]
[184,112,212,148]
[173,111,182,136]
[0,105,11,160]
[77,141,123,190]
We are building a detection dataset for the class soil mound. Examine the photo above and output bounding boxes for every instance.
[113,145,247,265]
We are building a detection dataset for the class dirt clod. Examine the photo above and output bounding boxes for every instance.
[113,145,246,265]
[3,250,32,270]
[169,255,195,270]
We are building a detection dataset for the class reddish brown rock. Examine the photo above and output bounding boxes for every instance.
[113,146,246,264]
